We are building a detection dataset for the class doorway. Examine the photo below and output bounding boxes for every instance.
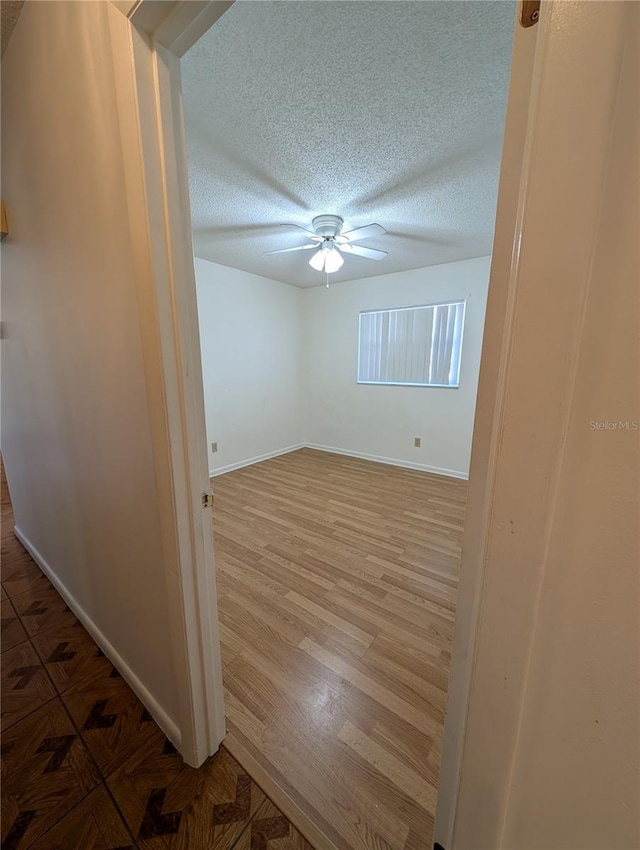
[122,1,532,848]
[176,3,516,848]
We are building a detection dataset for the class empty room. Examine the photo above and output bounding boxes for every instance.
[3,1,637,848]
[181,2,513,847]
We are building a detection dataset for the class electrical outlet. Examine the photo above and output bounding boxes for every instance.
[211,442,218,453]
[414,437,421,448]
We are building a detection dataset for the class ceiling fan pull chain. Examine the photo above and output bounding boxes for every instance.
[326,271,330,289]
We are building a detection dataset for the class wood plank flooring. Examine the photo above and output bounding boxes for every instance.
[0,463,311,850]
[213,449,467,850]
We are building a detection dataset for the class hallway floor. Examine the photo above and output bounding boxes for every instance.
[214,449,466,850]
[0,465,310,850]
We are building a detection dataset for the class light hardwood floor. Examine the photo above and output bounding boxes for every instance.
[212,448,466,850]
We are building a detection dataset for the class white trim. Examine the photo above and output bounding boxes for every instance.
[356,382,460,389]
[151,1,234,58]
[305,444,469,480]
[123,1,234,58]
[209,442,469,480]
[13,525,181,749]
[110,0,139,16]
[209,444,305,478]
[107,4,226,768]
[151,40,226,767]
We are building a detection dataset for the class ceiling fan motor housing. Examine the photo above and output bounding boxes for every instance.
[312,215,344,238]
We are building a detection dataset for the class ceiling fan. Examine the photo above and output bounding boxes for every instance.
[266,215,387,274]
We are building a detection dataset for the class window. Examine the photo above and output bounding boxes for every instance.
[357,301,466,387]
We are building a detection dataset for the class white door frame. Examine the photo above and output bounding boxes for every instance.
[108,0,233,768]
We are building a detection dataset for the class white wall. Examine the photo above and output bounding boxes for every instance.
[1,1,179,730]
[448,2,639,847]
[195,258,303,474]
[501,5,639,844]
[301,257,490,478]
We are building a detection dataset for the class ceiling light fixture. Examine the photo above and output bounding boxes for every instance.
[266,214,388,276]
[323,247,344,274]
[308,242,344,274]
[309,248,326,272]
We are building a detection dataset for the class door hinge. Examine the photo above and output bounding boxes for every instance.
[519,0,540,27]
[201,490,214,509]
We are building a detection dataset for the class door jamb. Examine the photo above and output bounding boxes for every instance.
[108,0,233,767]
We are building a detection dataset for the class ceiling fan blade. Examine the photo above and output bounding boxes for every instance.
[339,243,387,260]
[341,223,387,242]
[281,224,322,240]
[265,243,316,255]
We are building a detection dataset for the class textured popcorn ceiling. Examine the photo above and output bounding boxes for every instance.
[1,0,24,58]
[182,1,515,288]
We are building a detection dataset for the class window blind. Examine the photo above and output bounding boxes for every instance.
[357,301,465,387]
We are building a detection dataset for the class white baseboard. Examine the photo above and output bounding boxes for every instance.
[13,526,182,749]
[209,441,469,480]
[209,443,305,477]
[304,444,469,480]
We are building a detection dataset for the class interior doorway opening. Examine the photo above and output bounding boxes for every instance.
[174,3,516,847]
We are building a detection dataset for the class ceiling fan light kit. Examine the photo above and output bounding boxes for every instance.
[308,243,344,274]
[266,214,388,276]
